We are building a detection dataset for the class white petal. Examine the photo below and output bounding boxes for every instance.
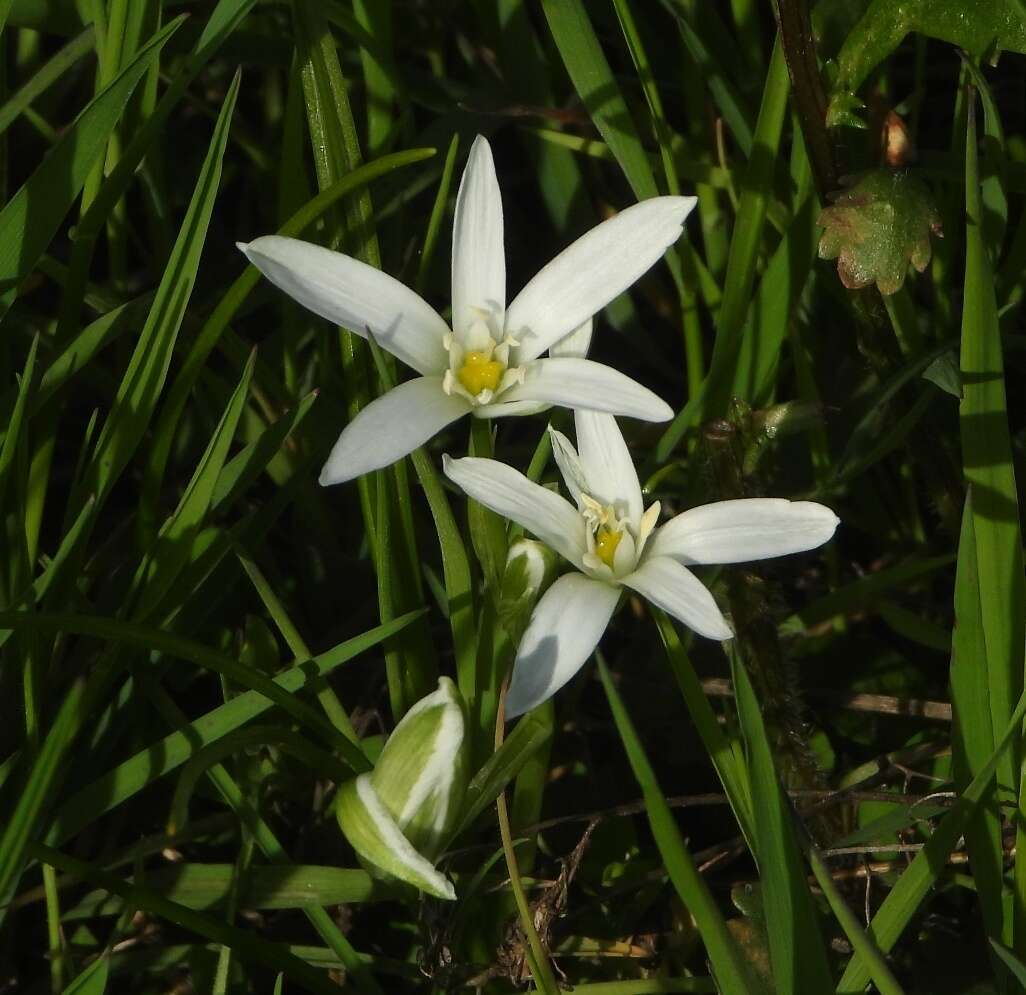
[623,556,732,640]
[499,358,673,422]
[574,410,643,525]
[548,426,587,505]
[443,455,586,567]
[646,499,840,565]
[451,136,505,335]
[338,775,456,900]
[239,236,449,376]
[549,317,593,359]
[320,378,469,485]
[506,573,620,718]
[506,196,696,361]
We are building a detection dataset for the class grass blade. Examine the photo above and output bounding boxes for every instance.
[597,654,757,994]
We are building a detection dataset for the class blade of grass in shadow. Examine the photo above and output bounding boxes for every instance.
[141,147,434,524]
[28,843,343,995]
[540,0,712,385]
[837,682,1026,992]
[73,71,240,515]
[611,0,704,392]
[55,0,257,341]
[729,646,834,992]
[0,101,243,891]
[130,352,255,622]
[0,16,182,300]
[0,25,95,137]
[655,610,755,846]
[236,549,359,741]
[656,35,790,462]
[47,612,419,845]
[662,0,755,155]
[0,611,369,770]
[597,653,758,994]
[137,677,383,995]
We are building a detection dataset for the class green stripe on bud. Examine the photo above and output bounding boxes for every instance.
[497,538,558,643]
[336,678,469,900]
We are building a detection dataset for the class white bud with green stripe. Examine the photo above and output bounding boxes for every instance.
[335,677,469,900]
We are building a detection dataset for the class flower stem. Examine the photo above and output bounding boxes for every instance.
[494,681,560,994]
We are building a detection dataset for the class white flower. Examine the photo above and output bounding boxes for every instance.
[443,412,840,719]
[237,136,695,484]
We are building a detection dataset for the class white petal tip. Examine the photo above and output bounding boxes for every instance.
[235,240,250,253]
[437,880,457,901]
[650,398,674,422]
[318,464,348,487]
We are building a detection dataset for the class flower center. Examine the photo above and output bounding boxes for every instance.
[594,526,622,568]
[457,351,505,395]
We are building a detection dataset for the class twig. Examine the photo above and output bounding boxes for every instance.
[700,677,952,722]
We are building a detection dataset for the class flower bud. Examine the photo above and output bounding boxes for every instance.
[496,538,558,643]
[335,677,469,900]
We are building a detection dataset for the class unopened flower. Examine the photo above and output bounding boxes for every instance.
[444,412,839,718]
[238,136,693,483]
[335,678,469,900]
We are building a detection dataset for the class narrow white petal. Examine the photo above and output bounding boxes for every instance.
[320,378,469,485]
[646,499,840,565]
[498,358,673,422]
[507,196,697,361]
[344,775,456,900]
[548,426,587,505]
[574,410,643,525]
[623,556,732,640]
[506,573,620,718]
[549,317,593,359]
[443,455,585,567]
[240,236,449,375]
[451,136,506,335]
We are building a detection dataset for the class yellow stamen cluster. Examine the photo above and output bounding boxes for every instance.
[457,351,504,395]
[594,526,622,568]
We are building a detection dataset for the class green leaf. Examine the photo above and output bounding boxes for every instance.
[457,709,552,836]
[597,654,757,995]
[991,940,1026,987]
[30,842,344,995]
[837,683,1026,991]
[655,610,755,846]
[958,92,1026,957]
[131,350,255,621]
[64,864,384,919]
[655,35,790,458]
[0,25,95,138]
[0,16,182,295]
[47,612,420,845]
[63,953,109,995]
[730,648,834,993]
[0,611,369,771]
[76,69,240,511]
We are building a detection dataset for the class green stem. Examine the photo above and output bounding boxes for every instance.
[494,682,560,995]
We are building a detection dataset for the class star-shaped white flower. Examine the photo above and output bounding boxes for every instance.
[238,136,695,484]
[444,411,840,718]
